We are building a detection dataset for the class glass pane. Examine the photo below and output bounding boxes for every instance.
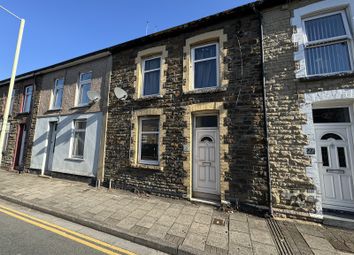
[75,121,87,130]
[141,119,159,132]
[201,136,214,143]
[53,88,63,109]
[73,131,86,158]
[305,42,351,75]
[313,108,350,123]
[26,86,33,95]
[194,44,217,60]
[321,133,343,140]
[80,72,92,81]
[141,133,159,161]
[305,13,346,42]
[143,70,160,95]
[337,147,346,168]
[196,115,218,128]
[23,93,32,112]
[321,147,329,167]
[56,78,64,88]
[194,59,217,88]
[144,57,160,71]
[80,83,91,104]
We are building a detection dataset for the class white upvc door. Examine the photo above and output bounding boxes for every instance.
[315,124,354,210]
[193,128,220,195]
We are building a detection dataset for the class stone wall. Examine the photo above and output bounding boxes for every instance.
[262,0,354,217]
[105,13,268,207]
[0,76,39,171]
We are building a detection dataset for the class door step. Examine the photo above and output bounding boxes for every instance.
[323,213,354,230]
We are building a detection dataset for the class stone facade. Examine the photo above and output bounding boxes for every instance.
[0,76,39,171]
[105,11,269,207]
[262,0,354,218]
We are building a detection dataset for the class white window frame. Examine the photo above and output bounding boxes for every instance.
[21,85,33,113]
[302,10,354,76]
[51,78,64,110]
[77,72,92,106]
[70,119,87,159]
[191,42,220,90]
[138,117,160,165]
[141,56,161,97]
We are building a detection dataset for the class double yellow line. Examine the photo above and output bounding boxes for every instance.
[0,204,136,255]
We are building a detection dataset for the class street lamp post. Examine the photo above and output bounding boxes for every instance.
[0,5,25,165]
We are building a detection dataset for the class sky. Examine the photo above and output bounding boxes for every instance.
[0,0,256,80]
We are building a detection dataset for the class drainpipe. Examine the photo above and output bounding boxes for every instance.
[254,5,273,217]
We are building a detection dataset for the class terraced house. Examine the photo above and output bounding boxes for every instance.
[1,0,353,223]
[262,0,354,220]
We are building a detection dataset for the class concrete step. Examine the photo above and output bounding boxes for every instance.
[323,213,354,230]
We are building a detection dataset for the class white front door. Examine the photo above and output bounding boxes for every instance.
[316,125,354,210]
[193,115,220,198]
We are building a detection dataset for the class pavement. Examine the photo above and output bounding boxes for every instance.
[0,199,165,255]
[0,170,353,255]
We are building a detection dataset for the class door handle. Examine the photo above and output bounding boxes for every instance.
[326,169,345,174]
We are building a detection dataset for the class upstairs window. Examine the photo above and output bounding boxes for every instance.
[52,78,64,109]
[142,57,161,96]
[22,85,33,113]
[71,119,86,159]
[304,11,352,75]
[192,43,219,89]
[78,72,92,106]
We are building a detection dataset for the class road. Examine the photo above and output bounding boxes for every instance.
[0,199,166,255]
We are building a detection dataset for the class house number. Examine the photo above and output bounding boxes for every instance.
[306,148,315,155]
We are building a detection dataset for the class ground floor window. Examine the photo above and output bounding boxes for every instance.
[139,117,159,165]
[71,119,86,159]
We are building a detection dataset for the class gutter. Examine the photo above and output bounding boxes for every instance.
[253,5,273,217]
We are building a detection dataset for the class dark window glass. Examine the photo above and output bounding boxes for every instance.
[313,108,350,123]
[194,45,216,60]
[196,116,218,128]
[201,136,214,143]
[321,133,343,140]
[321,147,329,167]
[337,147,346,168]
[140,118,159,163]
[141,133,159,161]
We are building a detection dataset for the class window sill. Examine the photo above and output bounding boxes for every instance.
[70,104,90,110]
[299,71,354,82]
[131,163,162,171]
[46,108,61,113]
[136,95,163,101]
[184,86,227,95]
[16,111,30,116]
[65,157,84,162]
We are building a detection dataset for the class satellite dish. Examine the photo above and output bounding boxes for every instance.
[87,91,101,103]
[114,87,128,100]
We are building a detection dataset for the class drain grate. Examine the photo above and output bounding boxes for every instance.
[212,218,225,226]
[266,217,294,255]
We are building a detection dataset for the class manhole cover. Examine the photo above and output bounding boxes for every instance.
[212,218,225,226]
